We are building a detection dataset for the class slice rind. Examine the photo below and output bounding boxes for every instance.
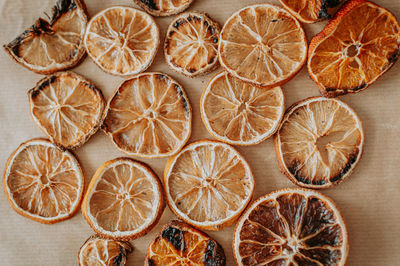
[134,0,194,16]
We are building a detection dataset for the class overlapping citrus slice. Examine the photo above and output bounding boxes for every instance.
[308,0,400,97]
[218,4,307,87]
[84,6,159,76]
[3,139,84,224]
[29,72,105,149]
[275,97,364,189]
[201,72,285,145]
[103,72,192,158]
[82,158,164,240]
[164,11,220,77]
[233,188,349,265]
[134,0,194,16]
[164,140,254,231]
[4,0,88,74]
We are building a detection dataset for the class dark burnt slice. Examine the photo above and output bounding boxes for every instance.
[318,0,346,20]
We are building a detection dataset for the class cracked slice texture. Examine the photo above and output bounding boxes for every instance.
[134,0,194,16]
[164,140,254,231]
[146,220,226,265]
[82,158,164,240]
[29,72,105,149]
[103,72,192,158]
[218,4,307,87]
[4,0,88,74]
[234,188,348,266]
[275,97,364,189]
[84,6,159,76]
[201,72,285,145]
[3,139,84,224]
[308,0,400,97]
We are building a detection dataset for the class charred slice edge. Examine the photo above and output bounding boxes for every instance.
[317,0,346,20]
[134,0,194,16]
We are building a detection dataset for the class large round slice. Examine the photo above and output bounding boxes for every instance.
[29,72,105,149]
[134,0,194,16]
[103,72,192,158]
[218,4,307,87]
[82,158,164,240]
[233,188,349,265]
[4,0,88,74]
[145,220,226,265]
[275,97,364,189]
[3,139,84,224]
[164,11,220,77]
[201,72,285,145]
[164,140,254,231]
[84,6,159,76]
[308,0,400,97]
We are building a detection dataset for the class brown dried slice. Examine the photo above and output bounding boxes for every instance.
[275,97,364,189]
[164,11,220,77]
[29,72,105,149]
[134,0,194,16]
[4,0,88,74]
[146,220,226,265]
[233,188,348,265]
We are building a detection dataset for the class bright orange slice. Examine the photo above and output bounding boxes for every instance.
[134,0,194,16]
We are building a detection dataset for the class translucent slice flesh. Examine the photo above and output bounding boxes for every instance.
[140,0,192,14]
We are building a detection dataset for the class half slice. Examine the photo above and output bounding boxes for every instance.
[82,158,164,240]
[201,72,285,145]
[275,97,364,189]
[134,0,194,16]
[4,0,88,74]
[233,188,348,265]
[164,140,255,231]
[3,139,84,224]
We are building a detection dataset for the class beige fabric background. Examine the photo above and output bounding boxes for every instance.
[0,0,399,265]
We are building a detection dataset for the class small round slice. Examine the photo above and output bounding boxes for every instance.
[275,97,364,189]
[29,72,105,149]
[308,0,400,97]
[164,11,220,77]
[84,6,160,76]
[3,139,84,224]
[4,0,88,74]
[164,140,254,231]
[134,0,194,16]
[233,188,348,265]
[201,72,285,145]
[146,220,226,265]
[79,235,133,266]
[82,158,164,240]
[219,4,307,87]
[103,72,192,158]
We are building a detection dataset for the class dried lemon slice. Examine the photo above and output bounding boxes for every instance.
[134,0,194,16]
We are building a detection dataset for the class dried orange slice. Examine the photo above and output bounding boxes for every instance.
[103,72,192,158]
[84,6,159,76]
[29,72,105,149]
[4,0,88,74]
[164,140,254,231]
[134,0,194,16]
[233,188,349,265]
[275,97,364,189]
[79,235,133,266]
[3,139,84,224]
[82,158,164,240]
[201,72,285,145]
[164,11,220,77]
[146,220,226,265]
[308,0,400,97]
[218,4,307,87]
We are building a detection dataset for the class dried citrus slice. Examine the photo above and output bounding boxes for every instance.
[275,97,364,189]
[4,0,88,74]
[218,4,307,87]
[82,158,164,240]
[3,139,84,224]
[79,235,133,266]
[164,140,254,231]
[29,72,105,149]
[164,11,220,77]
[308,0,400,97]
[233,188,348,265]
[146,220,226,265]
[201,72,285,145]
[134,0,194,16]
[103,72,192,158]
[84,6,160,76]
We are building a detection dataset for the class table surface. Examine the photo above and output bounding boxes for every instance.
[0,0,399,265]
